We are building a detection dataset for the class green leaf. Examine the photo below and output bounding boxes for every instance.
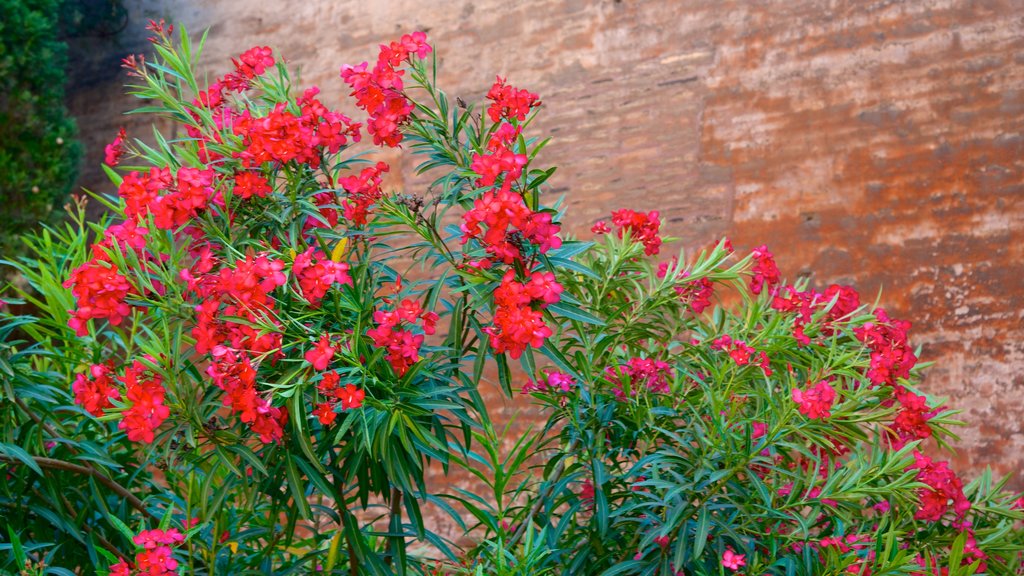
[548,302,605,326]
[0,443,42,475]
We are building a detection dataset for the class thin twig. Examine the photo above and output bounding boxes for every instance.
[1,455,152,518]
[11,394,152,518]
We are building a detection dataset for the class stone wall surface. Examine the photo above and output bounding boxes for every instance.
[66,0,1024,533]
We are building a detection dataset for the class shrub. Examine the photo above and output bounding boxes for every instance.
[1,22,1021,575]
[0,0,81,258]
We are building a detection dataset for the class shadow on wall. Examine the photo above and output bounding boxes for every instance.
[62,0,156,213]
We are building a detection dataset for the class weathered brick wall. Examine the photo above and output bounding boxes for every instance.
[68,0,1024,522]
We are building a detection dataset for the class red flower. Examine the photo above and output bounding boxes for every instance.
[118,359,170,444]
[470,146,527,187]
[337,384,365,410]
[854,308,917,387]
[367,299,435,376]
[206,347,285,443]
[292,248,353,307]
[461,187,562,264]
[305,335,336,371]
[234,46,274,79]
[591,221,610,235]
[313,402,337,426]
[908,451,971,522]
[889,386,937,448]
[611,209,662,256]
[605,357,673,398]
[134,528,184,549]
[792,380,837,420]
[750,244,781,295]
[340,162,389,226]
[72,363,120,416]
[485,270,561,359]
[233,171,272,200]
[523,371,575,394]
[486,76,541,123]
[64,254,136,337]
[341,33,429,147]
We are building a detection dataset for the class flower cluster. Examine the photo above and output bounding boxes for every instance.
[341,32,430,147]
[339,161,389,226]
[888,387,938,448]
[486,76,541,123]
[313,371,365,426]
[366,299,439,376]
[226,46,275,90]
[522,371,575,395]
[105,127,127,166]
[110,528,185,576]
[772,283,860,345]
[909,451,970,522]
[657,259,714,313]
[854,307,918,387]
[485,271,562,359]
[64,248,137,337]
[792,380,838,420]
[72,362,120,416]
[605,357,674,398]
[749,244,781,295]
[207,346,287,443]
[611,209,662,256]
[187,251,287,356]
[460,187,562,265]
[118,359,170,444]
[293,248,353,307]
[710,334,771,376]
[470,146,528,188]
[232,171,272,200]
[117,166,217,230]
[233,87,360,168]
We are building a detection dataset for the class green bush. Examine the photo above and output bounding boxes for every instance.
[0,0,81,258]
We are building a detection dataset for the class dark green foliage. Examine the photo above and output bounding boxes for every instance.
[0,216,150,573]
[0,0,81,258]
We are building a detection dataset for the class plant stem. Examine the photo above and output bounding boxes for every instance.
[384,487,402,568]
[508,437,578,548]
[7,396,152,518]
[0,455,152,518]
[339,507,360,576]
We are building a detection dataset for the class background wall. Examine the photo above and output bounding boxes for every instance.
[67,0,1024,522]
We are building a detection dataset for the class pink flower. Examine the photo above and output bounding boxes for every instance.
[792,380,837,419]
[486,76,541,122]
[104,128,127,166]
[305,335,336,371]
[750,244,781,295]
[722,548,746,571]
[133,528,185,549]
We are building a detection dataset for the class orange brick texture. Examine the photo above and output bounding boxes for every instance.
[67,0,1024,536]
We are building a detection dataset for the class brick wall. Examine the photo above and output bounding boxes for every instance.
[67,0,1024,531]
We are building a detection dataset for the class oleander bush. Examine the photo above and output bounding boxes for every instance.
[1,22,1022,576]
